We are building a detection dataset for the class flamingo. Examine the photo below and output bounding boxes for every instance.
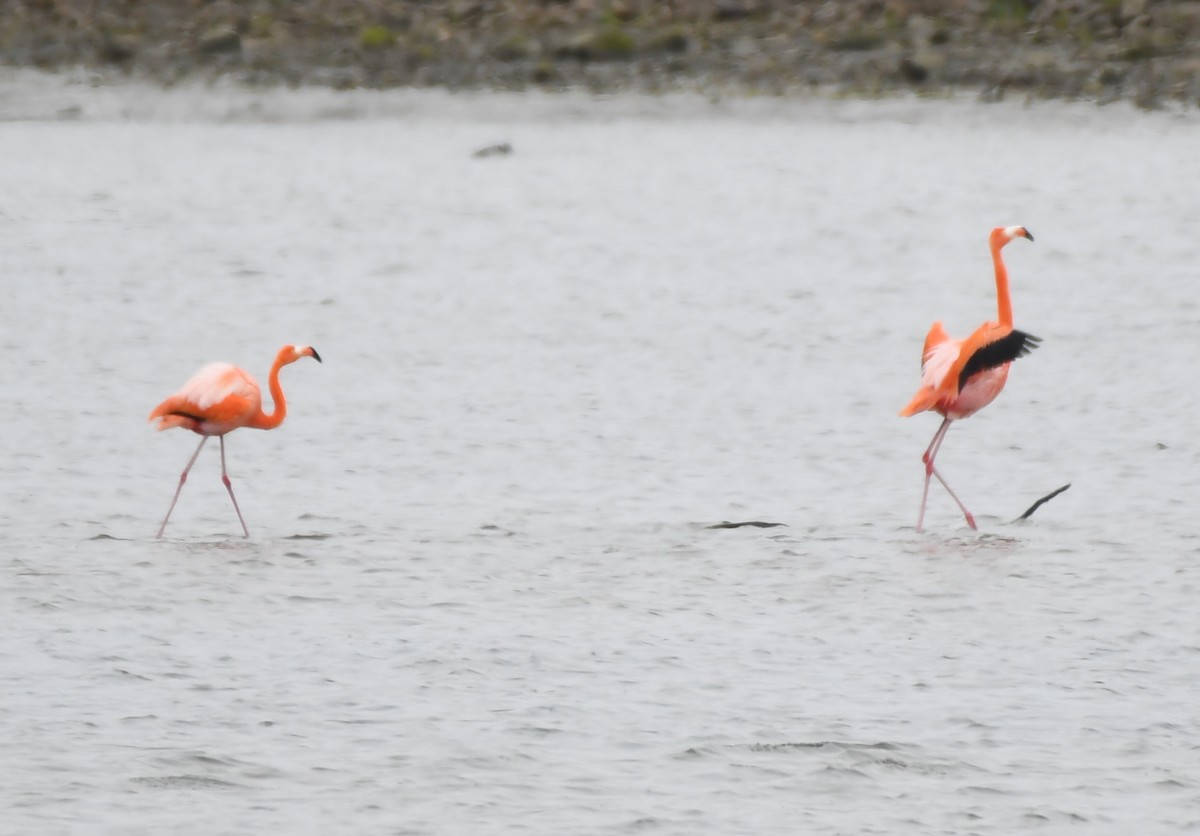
[899,226,1040,533]
[149,344,322,538]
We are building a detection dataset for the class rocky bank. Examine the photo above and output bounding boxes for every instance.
[2,0,1199,107]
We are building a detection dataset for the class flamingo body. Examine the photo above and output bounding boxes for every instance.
[900,227,1039,532]
[900,320,1038,422]
[150,344,321,538]
[150,363,264,436]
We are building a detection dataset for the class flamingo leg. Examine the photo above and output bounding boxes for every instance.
[919,418,977,531]
[219,435,250,538]
[157,436,209,539]
[916,418,949,533]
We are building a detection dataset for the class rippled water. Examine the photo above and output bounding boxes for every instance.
[3,72,1200,834]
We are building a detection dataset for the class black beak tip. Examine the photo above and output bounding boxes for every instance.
[1023,228,1035,242]
[311,348,323,363]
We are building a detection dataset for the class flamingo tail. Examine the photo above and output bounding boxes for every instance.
[899,386,940,417]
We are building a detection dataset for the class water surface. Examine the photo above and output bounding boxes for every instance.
[2,74,1200,834]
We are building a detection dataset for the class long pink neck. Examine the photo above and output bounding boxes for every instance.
[250,352,289,430]
[991,241,1013,328]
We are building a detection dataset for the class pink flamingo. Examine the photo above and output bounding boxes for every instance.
[899,227,1040,532]
[149,345,321,538]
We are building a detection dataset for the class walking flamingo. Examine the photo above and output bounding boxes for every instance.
[149,344,322,538]
[899,227,1040,532]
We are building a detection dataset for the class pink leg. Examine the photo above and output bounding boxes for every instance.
[220,435,250,538]
[919,418,977,531]
[157,436,208,539]
[915,418,950,533]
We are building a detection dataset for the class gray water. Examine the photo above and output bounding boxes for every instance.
[3,71,1200,834]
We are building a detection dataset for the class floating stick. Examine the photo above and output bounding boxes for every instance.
[1016,484,1071,521]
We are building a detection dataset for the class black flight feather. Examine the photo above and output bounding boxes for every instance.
[956,329,1041,392]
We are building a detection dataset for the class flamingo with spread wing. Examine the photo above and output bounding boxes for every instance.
[900,227,1040,532]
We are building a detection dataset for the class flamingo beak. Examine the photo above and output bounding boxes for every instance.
[310,348,323,363]
[1021,228,1034,242]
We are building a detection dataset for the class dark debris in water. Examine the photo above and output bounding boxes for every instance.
[706,520,787,529]
[746,741,831,751]
[1015,483,1071,522]
[473,142,512,158]
[284,533,332,540]
[741,740,898,753]
[130,775,239,790]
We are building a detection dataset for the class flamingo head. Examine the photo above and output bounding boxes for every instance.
[279,344,323,365]
[991,226,1034,248]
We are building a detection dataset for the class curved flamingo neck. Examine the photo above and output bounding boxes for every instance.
[249,350,291,430]
[991,239,1013,328]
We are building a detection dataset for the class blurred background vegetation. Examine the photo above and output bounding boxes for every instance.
[1,0,1198,105]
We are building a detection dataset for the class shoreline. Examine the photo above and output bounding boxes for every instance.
[1,2,1198,109]
[5,67,1197,127]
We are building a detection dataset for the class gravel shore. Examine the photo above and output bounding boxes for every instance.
[2,1,1199,107]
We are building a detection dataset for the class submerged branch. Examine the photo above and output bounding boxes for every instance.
[1016,484,1071,521]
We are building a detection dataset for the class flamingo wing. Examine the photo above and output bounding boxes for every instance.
[954,329,1041,393]
[898,322,962,416]
[150,363,262,433]
[919,323,961,390]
